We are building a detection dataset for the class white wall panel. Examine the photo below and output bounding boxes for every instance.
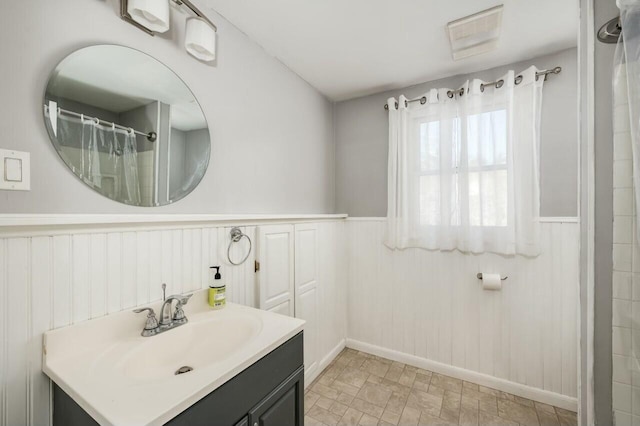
[316,221,348,371]
[52,236,72,328]
[0,217,574,420]
[29,237,52,426]
[90,234,107,319]
[346,219,579,401]
[72,234,90,323]
[0,239,4,426]
[225,226,257,307]
[0,229,224,424]
[0,219,344,426]
[6,238,29,426]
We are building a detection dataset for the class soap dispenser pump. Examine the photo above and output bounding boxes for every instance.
[208,266,226,309]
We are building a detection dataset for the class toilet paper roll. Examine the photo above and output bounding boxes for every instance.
[481,273,502,291]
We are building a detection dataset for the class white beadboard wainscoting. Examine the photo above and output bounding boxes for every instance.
[344,218,579,411]
[0,215,347,426]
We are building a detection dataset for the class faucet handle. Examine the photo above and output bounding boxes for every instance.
[133,307,159,331]
[172,294,193,323]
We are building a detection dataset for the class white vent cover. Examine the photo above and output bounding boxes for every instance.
[446,5,503,61]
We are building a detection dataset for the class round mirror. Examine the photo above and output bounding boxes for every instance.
[43,45,210,207]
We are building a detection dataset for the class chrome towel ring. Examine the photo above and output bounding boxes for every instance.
[228,227,252,265]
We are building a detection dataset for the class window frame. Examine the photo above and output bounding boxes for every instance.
[410,103,510,229]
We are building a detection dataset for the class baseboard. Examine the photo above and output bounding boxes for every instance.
[346,339,577,412]
[304,338,346,388]
[320,339,347,370]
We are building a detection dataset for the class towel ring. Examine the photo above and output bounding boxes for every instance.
[228,227,252,265]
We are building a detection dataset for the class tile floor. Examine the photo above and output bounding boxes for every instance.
[304,348,577,426]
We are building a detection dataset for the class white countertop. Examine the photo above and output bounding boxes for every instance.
[43,291,305,426]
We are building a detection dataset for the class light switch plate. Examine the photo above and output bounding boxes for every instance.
[5,158,22,182]
[0,149,30,191]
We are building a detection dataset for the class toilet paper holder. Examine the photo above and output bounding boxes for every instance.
[476,273,508,281]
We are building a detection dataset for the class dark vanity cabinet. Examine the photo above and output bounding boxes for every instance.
[245,366,303,426]
[53,332,304,426]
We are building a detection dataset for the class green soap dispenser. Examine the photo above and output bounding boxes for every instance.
[208,266,226,309]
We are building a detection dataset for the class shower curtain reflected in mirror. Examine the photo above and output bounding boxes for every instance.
[52,113,142,205]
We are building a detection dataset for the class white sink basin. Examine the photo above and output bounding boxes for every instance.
[43,291,304,426]
[108,312,263,382]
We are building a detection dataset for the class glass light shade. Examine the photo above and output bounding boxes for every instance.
[185,17,216,62]
[127,0,170,33]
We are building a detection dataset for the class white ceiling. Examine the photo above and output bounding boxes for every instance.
[200,0,578,101]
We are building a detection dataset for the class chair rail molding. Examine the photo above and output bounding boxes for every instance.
[0,214,348,237]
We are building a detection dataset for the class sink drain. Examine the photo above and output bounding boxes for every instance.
[175,366,193,375]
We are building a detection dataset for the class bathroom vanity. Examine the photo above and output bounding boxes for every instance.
[43,291,305,426]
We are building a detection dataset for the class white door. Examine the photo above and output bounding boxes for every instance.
[294,223,319,380]
[257,225,294,316]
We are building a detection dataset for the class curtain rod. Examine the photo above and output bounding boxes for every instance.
[44,104,157,142]
[383,66,562,110]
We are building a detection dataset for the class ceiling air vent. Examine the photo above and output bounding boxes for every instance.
[446,5,503,61]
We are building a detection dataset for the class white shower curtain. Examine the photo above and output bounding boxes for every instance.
[385,67,543,256]
[618,0,640,243]
[120,129,142,205]
[53,113,142,205]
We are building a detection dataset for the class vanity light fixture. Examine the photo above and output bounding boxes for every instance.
[120,0,217,62]
[185,17,217,61]
[125,0,170,33]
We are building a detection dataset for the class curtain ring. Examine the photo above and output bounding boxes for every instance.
[495,79,504,89]
[447,91,454,98]
[92,117,100,125]
[395,101,399,109]
[420,96,427,105]
[480,84,485,93]
[404,99,408,107]
[515,75,523,85]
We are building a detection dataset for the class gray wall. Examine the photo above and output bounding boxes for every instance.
[334,48,578,218]
[0,0,335,214]
[593,0,617,424]
[120,102,159,153]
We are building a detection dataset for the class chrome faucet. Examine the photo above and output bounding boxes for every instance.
[159,295,191,326]
[133,284,193,337]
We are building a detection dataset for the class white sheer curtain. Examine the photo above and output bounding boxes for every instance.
[385,66,543,256]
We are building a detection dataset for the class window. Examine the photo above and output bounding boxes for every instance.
[415,108,508,228]
[385,70,542,255]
